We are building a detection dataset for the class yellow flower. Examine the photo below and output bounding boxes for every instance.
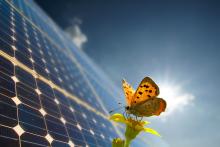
[110,113,161,147]
[110,113,160,137]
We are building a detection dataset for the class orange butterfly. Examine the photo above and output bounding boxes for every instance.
[122,77,166,117]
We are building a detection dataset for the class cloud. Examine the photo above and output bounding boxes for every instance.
[65,18,88,50]
[158,83,195,118]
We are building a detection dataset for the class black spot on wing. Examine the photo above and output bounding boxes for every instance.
[138,92,143,95]
[144,85,149,88]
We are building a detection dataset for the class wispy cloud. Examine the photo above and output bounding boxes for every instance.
[65,17,87,50]
[159,83,195,118]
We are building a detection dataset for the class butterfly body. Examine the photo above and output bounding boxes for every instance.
[122,77,166,117]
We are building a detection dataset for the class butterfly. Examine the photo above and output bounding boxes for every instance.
[122,77,166,117]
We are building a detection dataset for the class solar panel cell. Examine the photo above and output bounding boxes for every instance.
[18,104,46,136]
[40,95,61,118]
[36,79,54,98]
[0,125,19,146]
[83,130,97,146]
[59,105,77,125]
[0,37,14,56]
[66,124,84,141]
[15,66,36,88]
[51,141,69,147]
[0,94,17,127]
[53,90,69,108]
[14,42,31,58]
[0,56,14,76]
[15,51,33,69]
[0,72,16,97]
[21,132,49,147]
[45,115,68,142]
[16,83,41,109]
[0,17,13,38]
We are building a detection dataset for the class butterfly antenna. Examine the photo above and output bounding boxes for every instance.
[109,102,125,114]
[118,102,122,105]
[109,106,125,114]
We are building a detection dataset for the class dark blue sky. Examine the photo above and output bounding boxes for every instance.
[35,0,220,84]
[35,0,220,146]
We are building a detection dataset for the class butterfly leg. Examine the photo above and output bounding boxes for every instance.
[123,111,126,119]
[139,117,143,122]
[124,111,128,119]
[126,113,132,119]
[135,115,138,121]
[126,112,129,119]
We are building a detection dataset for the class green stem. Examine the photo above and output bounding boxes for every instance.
[124,138,132,147]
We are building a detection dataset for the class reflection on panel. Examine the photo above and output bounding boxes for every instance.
[0,0,122,146]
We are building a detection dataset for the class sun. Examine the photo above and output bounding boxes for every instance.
[158,82,194,117]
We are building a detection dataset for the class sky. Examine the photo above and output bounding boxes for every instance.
[35,0,220,147]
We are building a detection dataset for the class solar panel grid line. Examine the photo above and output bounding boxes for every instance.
[1,92,65,131]
[2,0,73,69]
[0,92,105,145]
[15,0,66,53]
[0,49,117,141]
[22,1,123,139]
[0,19,67,81]
[51,22,123,138]
[0,2,109,112]
[0,12,99,110]
[7,0,118,116]
[0,16,53,70]
[58,37,122,108]
[0,51,112,138]
[19,18,68,147]
[0,8,28,40]
[0,57,113,133]
[22,4,91,85]
[0,0,124,146]
[0,49,108,119]
[0,60,68,128]
[47,22,119,118]
[34,67,88,147]
[0,51,111,146]
[53,25,108,115]
[7,1,120,107]
[0,124,86,147]
[56,31,120,100]
[11,21,23,146]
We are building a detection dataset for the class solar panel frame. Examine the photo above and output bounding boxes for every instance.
[0,0,124,147]
[0,0,158,146]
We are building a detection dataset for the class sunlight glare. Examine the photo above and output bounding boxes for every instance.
[158,83,194,117]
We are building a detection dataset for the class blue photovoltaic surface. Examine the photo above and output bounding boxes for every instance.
[0,0,121,146]
[0,0,146,147]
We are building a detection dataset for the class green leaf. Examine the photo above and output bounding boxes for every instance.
[142,120,151,125]
[144,128,161,137]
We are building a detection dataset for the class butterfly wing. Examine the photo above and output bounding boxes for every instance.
[131,98,166,117]
[122,79,135,106]
[131,77,160,106]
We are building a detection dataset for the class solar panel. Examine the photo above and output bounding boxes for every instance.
[0,0,124,146]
